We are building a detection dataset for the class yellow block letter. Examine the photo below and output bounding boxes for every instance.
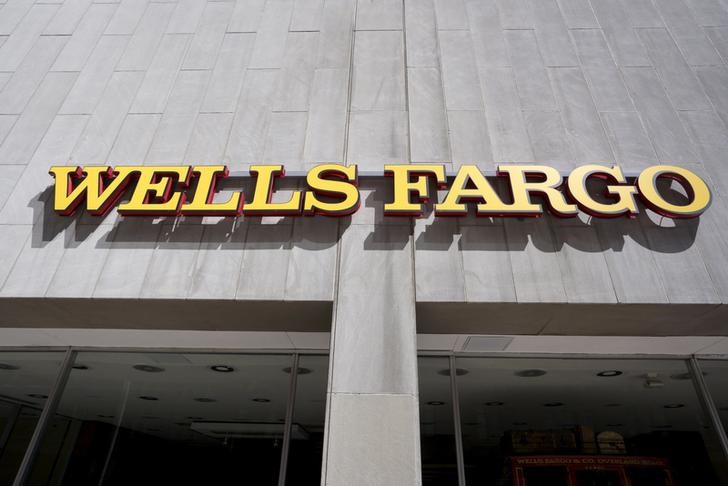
[435,165,511,216]
[244,165,303,216]
[384,165,446,216]
[566,165,638,218]
[498,165,578,217]
[181,165,243,216]
[303,164,359,216]
[118,166,191,215]
[637,165,711,218]
[49,166,138,216]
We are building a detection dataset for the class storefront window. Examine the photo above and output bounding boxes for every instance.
[418,357,458,485]
[697,360,728,436]
[420,356,728,486]
[0,352,65,485]
[1,351,328,486]
[284,355,329,485]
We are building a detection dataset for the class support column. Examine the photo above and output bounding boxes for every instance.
[321,223,421,485]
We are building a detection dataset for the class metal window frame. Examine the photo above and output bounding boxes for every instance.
[278,353,300,486]
[97,379,132,485]
[0,346,326,355]
[419,352,728,486]
[420,351,699,359]
[449,356,467,486]
[690,358,728,461]
[2,347,328,486]
[12,349,75,486]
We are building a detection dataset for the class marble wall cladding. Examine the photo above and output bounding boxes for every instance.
[323,393,421,485]
[331,224,417,394]
[0,0,726,308]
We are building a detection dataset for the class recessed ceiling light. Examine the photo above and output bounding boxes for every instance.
[27,393,48,400]
[664,403,685,409]
[282,367,313,375]
[72,364,89,370]
[515,369,547,378]
[427,401,445,406]
[210,365,234,373]
[437,368,469,376]
[485,401,504,406]
[0,363,20,370]
[597,370,623,377]
[252,398,271,403]
[194,397,217,403]
[138,396,159,401]
[133,365,165,373]
[543,402,564,407]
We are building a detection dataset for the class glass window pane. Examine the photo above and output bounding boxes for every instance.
[698,359,728,436]
[455,357,728,486]
[25,352,294,486]
[285,355,328,485]
[418,357,458,485]
[0,352,66,485]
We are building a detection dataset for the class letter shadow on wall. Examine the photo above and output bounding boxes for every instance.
[411,177,701,254]
[32,177,346,251]
[32,176,699,254]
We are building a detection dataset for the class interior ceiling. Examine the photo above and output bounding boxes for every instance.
[419,357,725,447]
[0,352,328,443]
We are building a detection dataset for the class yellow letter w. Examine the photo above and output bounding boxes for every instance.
[49,166,138,216]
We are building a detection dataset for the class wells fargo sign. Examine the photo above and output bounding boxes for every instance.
[49,164,710,219]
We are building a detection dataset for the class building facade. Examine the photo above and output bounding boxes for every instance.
[1,0,728,484]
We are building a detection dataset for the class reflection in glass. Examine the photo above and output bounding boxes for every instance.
[285,355,329,485]
[0,352,64,485]
[24,352,298,485]
[418,357,458,485]
[454,357,728,486]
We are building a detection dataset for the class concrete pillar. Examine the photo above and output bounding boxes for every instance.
[321,222,421,485]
